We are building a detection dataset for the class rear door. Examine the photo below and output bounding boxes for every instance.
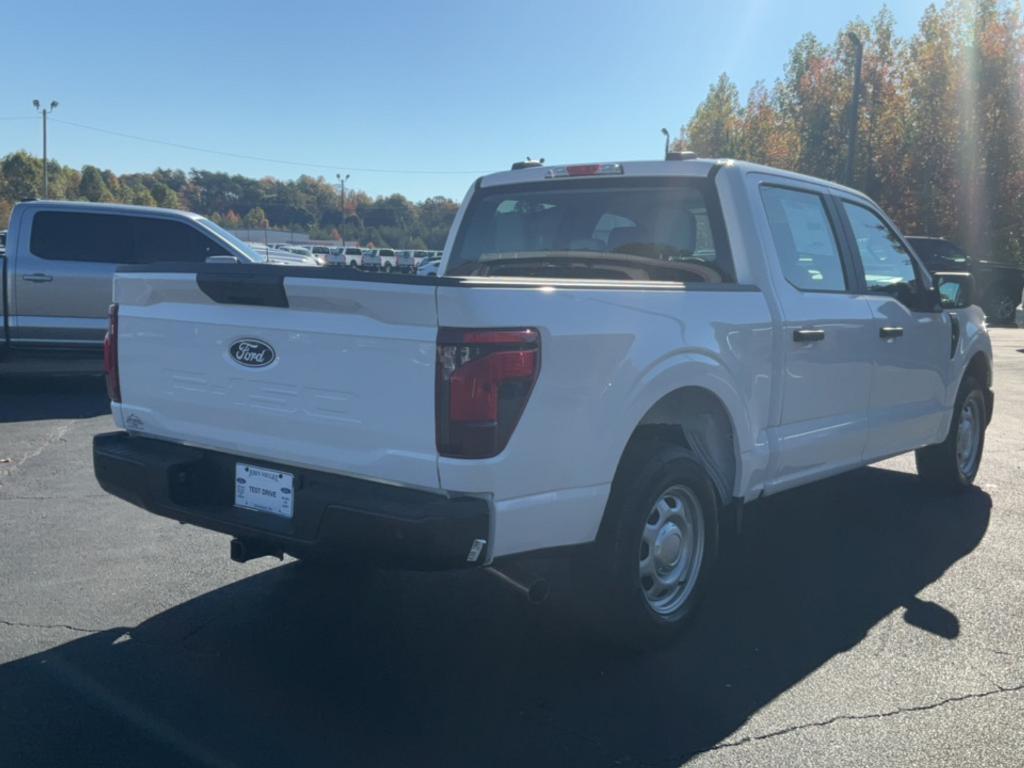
[115,269,441,489]
[755,179,877,490]
[13,210,229,348]
[12,209,130,346]
[835,198,951,459]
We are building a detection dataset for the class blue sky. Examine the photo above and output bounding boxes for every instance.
[2,0,934,202]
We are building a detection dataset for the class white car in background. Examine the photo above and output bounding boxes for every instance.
[245,243,320,267]
[416,256,441,276]
[361,248,382,270]
[326,246,364,267]
[310,246,333,266]
[392,250,418,273]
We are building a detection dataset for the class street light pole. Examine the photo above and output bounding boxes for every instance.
[661,128,671,159]
[844,33,863,188]
[32,100,59,199]
[336,173,350,244]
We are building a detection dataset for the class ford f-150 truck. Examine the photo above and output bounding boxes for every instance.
[93,158,992,648]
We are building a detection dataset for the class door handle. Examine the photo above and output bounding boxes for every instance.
[879,326,904,339]
[21,273,53,283]
[793,328,826,342]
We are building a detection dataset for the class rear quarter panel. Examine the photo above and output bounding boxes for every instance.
[436,282,774,556]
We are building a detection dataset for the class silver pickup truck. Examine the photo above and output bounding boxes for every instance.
[0,200,284,375]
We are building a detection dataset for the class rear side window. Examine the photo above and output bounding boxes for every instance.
[30,211,228,264]
[446,178,733,282]
[30,211,133,263]
[761,186,847,292]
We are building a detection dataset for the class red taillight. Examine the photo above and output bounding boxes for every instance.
[436,328,540,459]
[103,303,121,403]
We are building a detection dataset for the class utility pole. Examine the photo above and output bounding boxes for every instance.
[336,173,350,244]
[32,100,59,199]
[844,33,863,188]
[661,128,671,159]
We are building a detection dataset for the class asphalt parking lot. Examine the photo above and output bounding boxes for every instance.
[1,329,1022,768]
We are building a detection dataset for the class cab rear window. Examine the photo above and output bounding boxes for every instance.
[446,178,733,282]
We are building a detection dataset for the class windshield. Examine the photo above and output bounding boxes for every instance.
[446,179,732,282]
[196,217,266,262]
[910,238,969,264]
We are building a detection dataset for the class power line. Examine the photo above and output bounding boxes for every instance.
[0,116,36,121]
[50,117,491,176]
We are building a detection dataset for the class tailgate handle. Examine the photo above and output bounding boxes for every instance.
[196,271,289,308]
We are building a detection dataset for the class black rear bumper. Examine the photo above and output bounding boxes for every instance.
[93,432,490,570]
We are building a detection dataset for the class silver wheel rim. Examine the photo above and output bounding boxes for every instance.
[638,484,705,616]
[956,395,982,478]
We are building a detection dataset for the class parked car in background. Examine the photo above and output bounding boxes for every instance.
[906,236,1024,324]
[0,229,7,256]
[310,246,332,266]
[94,157,991,649]
[273,244,314,258]
[325,246,362,266]
[246,243,321,267]
[341,247,363,266]
[361,248,382,270]
[0,200,269,375]
[376,248,402,272]
[392,250,418,273]
[416,255,441,276]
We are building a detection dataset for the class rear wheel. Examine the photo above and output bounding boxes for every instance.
[916,376,987,492]
[579,442,719,650]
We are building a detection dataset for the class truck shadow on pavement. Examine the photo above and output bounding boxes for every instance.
[0,376,109,423]
[0,466,991,767]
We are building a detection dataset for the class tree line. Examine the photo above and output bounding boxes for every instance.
[0,153,460,249]
[679,0,1023,264]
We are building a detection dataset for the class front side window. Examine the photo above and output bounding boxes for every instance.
[132,218,229,263]
[843,202,921,306]
[761,186,847,292]
[446,178,733,283]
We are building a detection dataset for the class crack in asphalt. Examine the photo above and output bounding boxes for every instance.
[0,494,109,501]
[0,617,225,659]
[700,683,1024,756]
[0,617,103,634]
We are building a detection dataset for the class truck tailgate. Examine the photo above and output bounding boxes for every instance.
[113,268,440,489]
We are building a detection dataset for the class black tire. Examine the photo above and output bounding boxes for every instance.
[578,440,720,651]
[915,376,987,493]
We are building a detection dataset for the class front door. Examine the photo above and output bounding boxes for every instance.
[836,199,951,460]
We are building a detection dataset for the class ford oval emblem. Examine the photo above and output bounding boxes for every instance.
[229,339,276,368]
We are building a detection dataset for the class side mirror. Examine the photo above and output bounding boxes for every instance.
[205,254,239,265]
[933,272,975,309]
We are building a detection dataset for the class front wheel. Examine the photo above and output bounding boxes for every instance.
[916,376,987,492]
[579,443,719,650]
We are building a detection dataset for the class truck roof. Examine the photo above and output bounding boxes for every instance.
[479,158,866,199]
[13,199,204,221]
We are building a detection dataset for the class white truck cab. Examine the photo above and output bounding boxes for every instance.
[93,158,991,648]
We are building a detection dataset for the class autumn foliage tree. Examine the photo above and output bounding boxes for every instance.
[678,0,1024,264]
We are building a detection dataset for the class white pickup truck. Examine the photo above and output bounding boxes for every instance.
[93,158,992,648]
